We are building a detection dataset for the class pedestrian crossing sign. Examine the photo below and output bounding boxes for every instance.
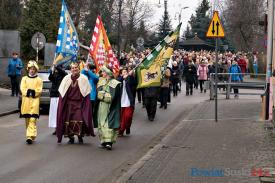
[206,11,225,38]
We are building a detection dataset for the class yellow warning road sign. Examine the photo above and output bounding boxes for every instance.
[206,11,225,38]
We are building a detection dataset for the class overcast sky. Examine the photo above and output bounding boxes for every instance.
[144,0,201,32]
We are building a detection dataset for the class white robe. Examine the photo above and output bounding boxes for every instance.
[48,97,59,128]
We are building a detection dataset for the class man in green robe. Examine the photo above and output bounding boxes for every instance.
[93,66,121,150]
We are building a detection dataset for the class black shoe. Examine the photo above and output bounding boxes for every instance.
[164,105,167,109]
[105,143,112,150]
[68,137,75,144]
[186,93,189,96]
[149,117,154,121]
[204,89,206,93]
[126,128,130,135]
[159,105,163,109]
[98,143,106,149]
[78,136,83,144]
[118,132,124,137]
[26,139,32,145]
[52,131,56,135]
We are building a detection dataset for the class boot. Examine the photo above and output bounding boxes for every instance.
[78,136,83,144]
[126,128,130,135]
[68,136,75,144]
[26,139,33,145]
[105,142,112,150]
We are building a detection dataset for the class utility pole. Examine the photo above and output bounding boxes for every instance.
[266,0,274,120]
[117,0,123,60]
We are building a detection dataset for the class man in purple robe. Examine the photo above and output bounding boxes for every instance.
[56,62,95,144]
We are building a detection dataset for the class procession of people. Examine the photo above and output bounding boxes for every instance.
[13,48,260,149]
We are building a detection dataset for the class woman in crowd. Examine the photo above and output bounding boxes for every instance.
[117,67,136,136]
[48,64,67,135]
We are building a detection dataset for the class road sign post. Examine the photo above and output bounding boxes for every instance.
[215,38,218,122]
[31,32,46,62]
[206,11,225,122]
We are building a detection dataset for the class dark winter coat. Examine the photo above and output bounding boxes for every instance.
[183,64,197,84]
[171,65,181,84]
[144,87,160,98]
[48,66,67,97]
[117,75,137,107]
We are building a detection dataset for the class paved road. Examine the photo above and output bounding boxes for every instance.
[0,86,209,183]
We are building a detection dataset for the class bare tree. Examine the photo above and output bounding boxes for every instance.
[119,0,152,50]
[223,0,265,51]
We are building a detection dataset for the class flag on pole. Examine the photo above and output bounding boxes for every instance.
[53,0,79,66]
[89,15,119,73]
[136,23,182,88]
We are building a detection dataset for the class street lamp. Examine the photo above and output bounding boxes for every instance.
[174,6,189,24]
[174,6,189,49]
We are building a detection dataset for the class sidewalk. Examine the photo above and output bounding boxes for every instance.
[121,98,275,183]
[0,88,19,116]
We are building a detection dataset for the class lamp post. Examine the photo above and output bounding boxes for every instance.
[174,6,189,25]
[174,6,189,49]
[117,0,123,60]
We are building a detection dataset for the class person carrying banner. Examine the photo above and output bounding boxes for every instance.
[56,62,95,144]
[81,63,99,111]
[93,66,121,150]
[117,67,137,136]
[20,60,42,144]
[48,64,67,135]
[144,86,160,121]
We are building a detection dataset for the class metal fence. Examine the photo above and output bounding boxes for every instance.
[209,73,266,100]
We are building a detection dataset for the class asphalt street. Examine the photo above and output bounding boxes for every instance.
[0,87,209,183]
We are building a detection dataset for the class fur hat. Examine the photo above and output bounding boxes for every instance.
[27,60,39,71]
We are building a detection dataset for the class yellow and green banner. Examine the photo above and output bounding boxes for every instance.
[137,23,181,88]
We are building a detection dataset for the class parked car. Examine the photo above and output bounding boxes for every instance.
[18,71,51,111]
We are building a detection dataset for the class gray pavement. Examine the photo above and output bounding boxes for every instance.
[0,88,19,116]
[0,84,209,183]
[125,98,275,183]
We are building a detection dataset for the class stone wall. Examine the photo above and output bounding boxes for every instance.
[0,30,21,85]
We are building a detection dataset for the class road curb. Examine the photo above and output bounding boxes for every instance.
[0,110,19,117]
[115,104,199,183]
